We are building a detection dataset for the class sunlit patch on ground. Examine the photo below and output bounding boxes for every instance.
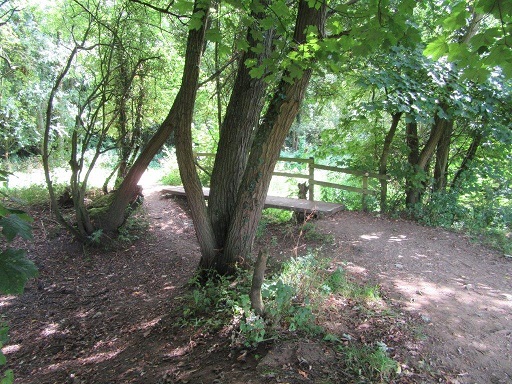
[0,295,15,308]
[1,344,21,354]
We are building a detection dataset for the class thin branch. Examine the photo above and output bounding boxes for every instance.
[0,54,12,70]
[198,54,239,88]
[129,0,188,25]
[0,3,19,27]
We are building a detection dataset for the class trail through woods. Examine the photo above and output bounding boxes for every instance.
[317,212,512,383]
[1,180,511,383]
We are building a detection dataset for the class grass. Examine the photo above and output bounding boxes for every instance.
[256,208,293,239]
[160,168,182,186]
[0,183,67,207]
[339,343,398,381]
[177,250,399,382]
[473,228,512,256]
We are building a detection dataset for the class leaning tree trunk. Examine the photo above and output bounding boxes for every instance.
[450,130,483,189]
[433,119,454,192]
[173,0,218,264]
[405,111,449,208]
[379,112,402,212]
[102,0,211,232]
[209,0,327,275]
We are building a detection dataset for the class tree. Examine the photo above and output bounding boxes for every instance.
[424,0,512,81]
[101,0,212,231]
[172,0,327,275]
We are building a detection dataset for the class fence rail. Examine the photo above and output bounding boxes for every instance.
[195,152,388,211]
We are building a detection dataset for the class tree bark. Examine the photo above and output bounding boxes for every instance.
[450,130,483,189]
[379,112,401,212]
[405,111,450,207]
[250,249,268,316]
[42,45,87,242]
[206,4,274,256]
[173,1,217,264]
[214,0,327,274]
[405,119,420,206]
[433,119,454,192]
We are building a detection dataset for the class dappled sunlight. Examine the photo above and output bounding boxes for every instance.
[41,322,61,337]
[359,232,409,243]
[163,283,177,291]
[44,348,124,374]
[165,342,196,358]
[360,233,381,240]
[409,252,430,260]
[75,308,96,319]
[344,263,368,277]
[1,344,21,355]
[142,188,195,236]
[391,275,512,318]
[392,278,456,311]
[0,295,15,308]
[137,316,162,331]
[389,235,407,242]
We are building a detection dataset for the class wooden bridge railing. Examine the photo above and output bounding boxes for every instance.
[195,153,389,211]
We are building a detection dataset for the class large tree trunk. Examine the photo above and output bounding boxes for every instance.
[405,119,420,206]
[450,130,483,189]
[379,112,401,212]
[102,0,210,232]
[405,111,450,208]
[433,120,454,192]
[209,0,327,274]
[206,5,274,255]
[173,1,218,264]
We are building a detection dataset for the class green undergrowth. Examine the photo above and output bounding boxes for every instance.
[0,183,67,207]
[177,251,399,382]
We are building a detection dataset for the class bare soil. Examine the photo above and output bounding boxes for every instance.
[1,184,511,383]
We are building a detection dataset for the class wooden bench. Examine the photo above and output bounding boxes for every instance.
[161,186,344,216]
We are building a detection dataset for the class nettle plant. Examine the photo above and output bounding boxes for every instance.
[0,170,38,384]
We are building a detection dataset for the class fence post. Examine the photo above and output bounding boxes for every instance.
[362,172,368,211]
[308,157,314,201]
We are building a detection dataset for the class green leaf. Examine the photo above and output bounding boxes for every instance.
[307,0,322,9]
[0,170,11,183]
[249,64,265,79]
[0,369,14,384]
[205,28,222,43]
[0,205,10,217]
[270,1,290,18]
[0,249,38,294]
[442,2,469,32]
[424,37,449,60]
[189,10,205,31]
[0,214,33,241]
[236,39,250,51]
[174,0,194,14]
[0,326,8,345]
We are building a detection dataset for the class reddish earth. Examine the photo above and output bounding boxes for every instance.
[1,183,511,383]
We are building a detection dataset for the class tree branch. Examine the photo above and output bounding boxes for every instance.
[198,54,240,88]
[129,0,189,24]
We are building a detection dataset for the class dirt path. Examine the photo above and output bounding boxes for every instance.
[317,212,512,383]
[2,183,511,383]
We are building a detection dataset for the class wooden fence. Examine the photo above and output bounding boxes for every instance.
[195,153,388,211]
